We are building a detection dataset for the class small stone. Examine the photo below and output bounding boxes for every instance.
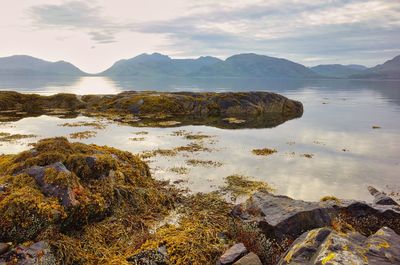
[0,243,10,255]
[233,252,262,265]
[219,243,247,264]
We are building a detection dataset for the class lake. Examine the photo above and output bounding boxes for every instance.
[0,76,399,202]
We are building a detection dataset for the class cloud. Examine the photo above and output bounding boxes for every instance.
[29,1,120,43]
[27,0,400,65]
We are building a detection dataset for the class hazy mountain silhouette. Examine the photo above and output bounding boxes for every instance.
[0,55,86,76]
[310,64,367,78]
[102,53,222,77]
[190,53,320,78]
[351,55,400,79]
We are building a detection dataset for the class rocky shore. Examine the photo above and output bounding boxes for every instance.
[0,91,303,128]
[0,138,399,265]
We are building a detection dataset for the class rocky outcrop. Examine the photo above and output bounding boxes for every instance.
[0,241,56,265]
[278,226,400,265]
[0,91,303,128]
[233,189,400,241]
[219,243,248,264]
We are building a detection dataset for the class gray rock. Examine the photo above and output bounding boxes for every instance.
[233,191,400,241]
[219,243,247,264]
[0,243,9,255]
[24,162,79,207]
[0,241,56,265]
[233,252,262,265]
[368,186,399,206]
[278,226,400,265]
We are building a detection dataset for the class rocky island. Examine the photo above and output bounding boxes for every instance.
[0,91,303,129]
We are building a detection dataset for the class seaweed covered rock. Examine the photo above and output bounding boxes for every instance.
[0,241,56,265]
[278,226,400,265]
[0,137,178,264]
[233,190,400,241]
[0,91,303,128]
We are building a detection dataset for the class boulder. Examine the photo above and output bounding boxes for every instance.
[0,241,56,265]
[233,252,262,265]
[24,162,80,207]
[233,190,400,241]
[219,243,247,264]
[278,226,400,265]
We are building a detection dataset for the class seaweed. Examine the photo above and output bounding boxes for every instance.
[252,148,277,156]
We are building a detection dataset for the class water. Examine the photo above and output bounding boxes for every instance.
[0,76,399,202]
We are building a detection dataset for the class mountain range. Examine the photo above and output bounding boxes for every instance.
[0,53,399,79]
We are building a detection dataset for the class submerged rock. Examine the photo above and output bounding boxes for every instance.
[233,190,400,241]
[278,226,400,265]
[0,241,56,265]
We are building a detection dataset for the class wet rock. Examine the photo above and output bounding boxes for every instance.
[24,162,79,207]
[0,241,56,265]
[233,252,262,265]
[0,243,9,255]
[368,186,399,206]
[278,226,400,265]
[219,243,247,265]
[234,191,400,241]
[127,247,169,265]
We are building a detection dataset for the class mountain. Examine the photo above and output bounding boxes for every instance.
[310,64,368,78]
[190,53,320,78]
[102,53,222,76]
[351,55,400,79]
[0,55,86,76]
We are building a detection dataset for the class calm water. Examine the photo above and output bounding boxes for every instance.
[0,76,399,202]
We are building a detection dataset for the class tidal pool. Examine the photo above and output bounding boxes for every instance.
[1,81,399,202]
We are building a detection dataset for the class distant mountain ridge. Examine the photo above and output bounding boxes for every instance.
[0,55,86,76]
[102,53,222,77]
[350,55,400,79]
[310,64,368,78]
[0,53,399,79]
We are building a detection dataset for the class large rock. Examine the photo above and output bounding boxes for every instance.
[24,162,80,207]
[233,190,400,241]
[0,241,56,265]
[0,243,9,255]
[219,243,248,264]
[368,186,399,206]
[233,252,262,265]
[278,226,400,265]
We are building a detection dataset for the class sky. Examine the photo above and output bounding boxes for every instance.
[1,0,399,73]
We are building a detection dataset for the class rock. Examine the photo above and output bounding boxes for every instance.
[233,252,262,265]
[127,247,169,265]
[219,243,247,264]
[0,241,56,265]
[0,243,9,255]
[234,191,400,241]
[368,186,399,206]
[278,226,400,265]
[24,162,80,207]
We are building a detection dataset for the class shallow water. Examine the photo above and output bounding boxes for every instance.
[1,77,399,202]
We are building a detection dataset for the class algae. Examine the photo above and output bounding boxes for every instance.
[252,148,278,156]
[220,174,275,200]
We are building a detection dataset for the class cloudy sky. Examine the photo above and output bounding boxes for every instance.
[1,0,399,73]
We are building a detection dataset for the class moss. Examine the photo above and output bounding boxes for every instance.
[221,175,275,200]
[321,252,335,264]
[252,148,278,156]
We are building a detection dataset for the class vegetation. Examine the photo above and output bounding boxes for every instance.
[252,148,278,156]
[185,159,223,167]
[69,130,97,139]
[221,174,275,200]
